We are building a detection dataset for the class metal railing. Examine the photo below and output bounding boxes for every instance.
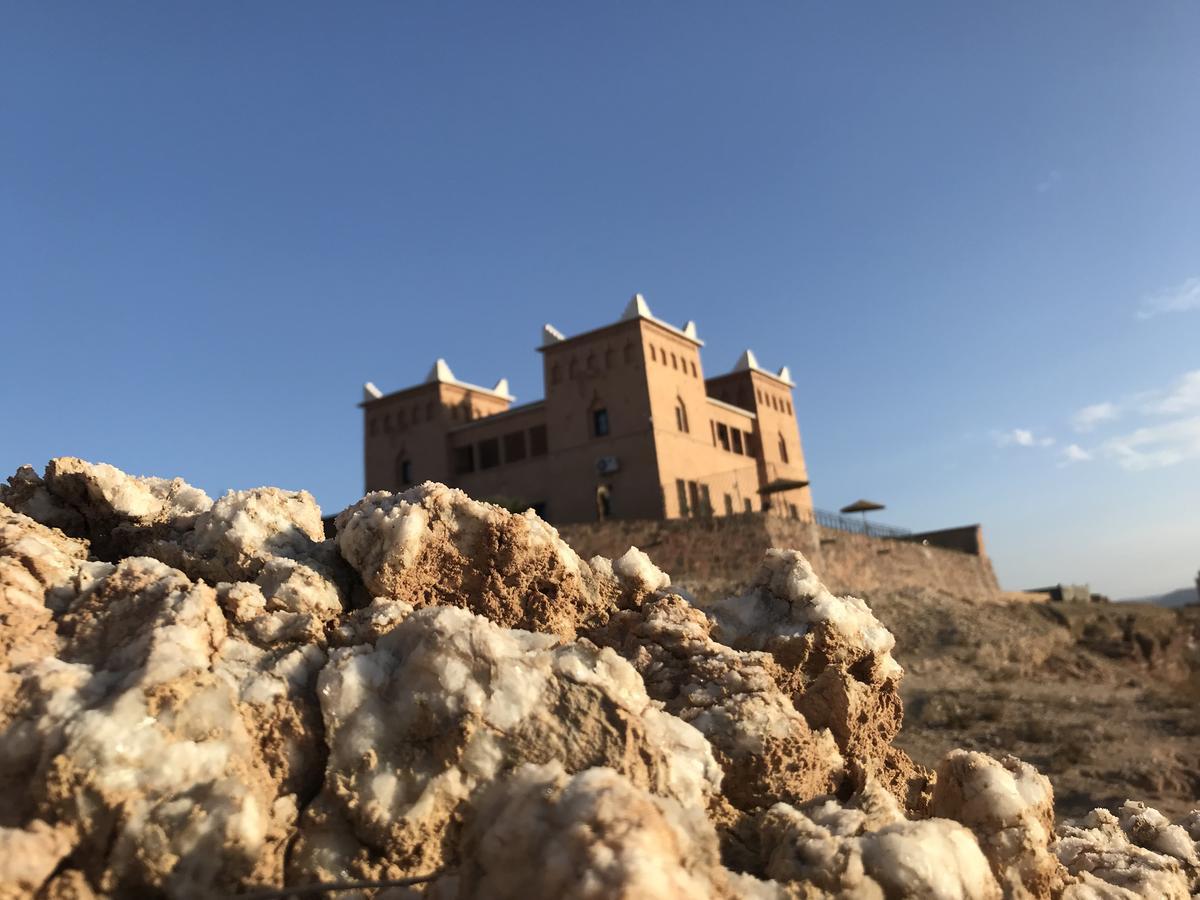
[810,507,911,539]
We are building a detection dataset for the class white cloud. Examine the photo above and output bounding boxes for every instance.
[1102,417,1200,471]
[1036,169,1061,193]
[1060,443,1093,464]
[1136,276,1200,320]
[997,428,1055,448]
[1139,370,1200,416]
[1070,401,1119,432]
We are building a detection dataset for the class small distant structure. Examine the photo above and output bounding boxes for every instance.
[1195,569,1200,605]
[1027,583,1096,604]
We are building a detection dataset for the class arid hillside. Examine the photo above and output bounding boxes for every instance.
[870,591,1200,820]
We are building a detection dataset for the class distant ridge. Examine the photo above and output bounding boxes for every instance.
[1119,586,1198,607]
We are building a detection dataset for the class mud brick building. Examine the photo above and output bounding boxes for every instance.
[361,295,812,523]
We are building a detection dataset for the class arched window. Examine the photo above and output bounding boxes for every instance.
[675,398,689,433]
[778,432,789,463]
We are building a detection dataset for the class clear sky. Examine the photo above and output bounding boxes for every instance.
[3,3,1198,598]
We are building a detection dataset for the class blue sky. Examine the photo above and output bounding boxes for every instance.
[2,2,1198,598]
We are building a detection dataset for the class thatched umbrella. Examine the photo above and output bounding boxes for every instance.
[840,499,885,533]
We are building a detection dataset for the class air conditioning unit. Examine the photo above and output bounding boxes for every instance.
[596,456,620,475]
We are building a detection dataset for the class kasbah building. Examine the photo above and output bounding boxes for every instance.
[361,294,813,524]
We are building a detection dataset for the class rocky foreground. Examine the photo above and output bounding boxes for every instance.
[1,459,1197,899]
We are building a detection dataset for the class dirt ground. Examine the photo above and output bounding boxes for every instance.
[866,590,1200,819]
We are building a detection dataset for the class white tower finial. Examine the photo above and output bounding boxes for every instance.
[541,323,565,346]
[425,358,456,383]
[621,293,652,321]
[683,320,698,339]
[492,377,511,398]
[362,381,383,401]
[733,349,759,372]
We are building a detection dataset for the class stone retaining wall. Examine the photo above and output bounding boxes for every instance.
[558,514,1000,600]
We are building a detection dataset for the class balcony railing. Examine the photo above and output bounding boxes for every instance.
[809,507,911,539]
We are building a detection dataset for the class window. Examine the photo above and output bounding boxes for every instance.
[384,413,392,432]
[529,424,548,456]
[670,352,678,369]
[586,353,596,371]
[786,400,792,415]
[605,348,614,368]
[624,342,634,363]
[569,358,578,379]
[699,484,712,518]
[650,345,657,362]
[731,429,744,455]
[412,405,421,424]
[593,408,610,437]
[479,438,500,469]
[503,430,527,463]
[688,481,701,518]
[690,360,698,377]
[369,418,377,436]
[397,457,413,485]
[757,389,763,404]
[453,445,475,475]
[676,479,689,517]
[551,365,562,385]
[426,402,435,420]
[710,421,717,446]
[778,432,789,463]
[789,503,799,520]
[675,400,689,433]
[743,430,756,455]
[716,423,731,451]
[724,494,734,516]
[743,497,753,513]
[397,409,407,428]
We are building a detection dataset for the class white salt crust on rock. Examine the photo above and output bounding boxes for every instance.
[702,548,901,680]
[759,779,1003,899]
[333,482,668,638]
[445,762,779,900]
[585,593,846,814]
[1,459,1198,899]
[931,750,1067,897]
[290,604,723,883]
[1055,807,1196,899]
